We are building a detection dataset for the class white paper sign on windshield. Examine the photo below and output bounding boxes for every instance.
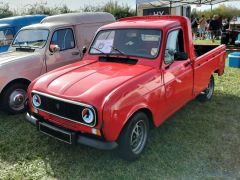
[93,39,113,53]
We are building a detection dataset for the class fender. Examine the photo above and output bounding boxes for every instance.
[0,76,31,94]
[102,96,154,142]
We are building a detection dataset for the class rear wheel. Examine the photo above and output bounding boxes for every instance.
[197,75,214,102]
[1,83,28,114]
[117,112,149,161]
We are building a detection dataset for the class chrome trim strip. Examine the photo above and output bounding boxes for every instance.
[31,90,97,127]
[39,122,72,144]
[32,90,93,107]
[25,112,38,126]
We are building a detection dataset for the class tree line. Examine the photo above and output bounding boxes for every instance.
[192,4,240,19]
[0,1,135,19]
[1,2,240,20]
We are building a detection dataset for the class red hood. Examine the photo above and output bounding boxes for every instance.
[32,60,153,108]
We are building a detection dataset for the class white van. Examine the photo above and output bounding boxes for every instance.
[0,12,115,114]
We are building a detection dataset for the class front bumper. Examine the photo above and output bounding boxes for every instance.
[26,112,118,150]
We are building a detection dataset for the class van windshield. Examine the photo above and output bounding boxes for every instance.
[12,29,49,48]
[0,28,14,47]
[90,29,161,59]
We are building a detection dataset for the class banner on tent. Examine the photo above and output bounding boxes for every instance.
[143,7,170,16]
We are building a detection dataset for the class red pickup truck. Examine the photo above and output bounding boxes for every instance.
[26,16,226,161]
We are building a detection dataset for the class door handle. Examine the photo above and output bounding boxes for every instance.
[72,51,80,56]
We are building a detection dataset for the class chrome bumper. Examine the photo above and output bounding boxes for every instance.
[25,113,118,150]
[26,113,38,126]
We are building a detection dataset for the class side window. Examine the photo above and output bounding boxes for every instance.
[0,29,14,47]
[164,29,185,65]
[50,28,75,51]
[164,30,179,64]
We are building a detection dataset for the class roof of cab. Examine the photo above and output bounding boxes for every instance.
[41,12,115,25]
[21,22,68,30]
[100,15,189,30]
[0,15,47,26]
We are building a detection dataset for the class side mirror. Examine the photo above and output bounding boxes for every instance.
[174,52,188,60]
[82,46,87,54]
[50,44,60,53]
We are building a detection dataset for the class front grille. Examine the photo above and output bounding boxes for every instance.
[31,91,97,127]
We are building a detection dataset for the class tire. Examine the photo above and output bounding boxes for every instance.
[117,112,149,161]
[1,83,28,114]
[197,75,214,102]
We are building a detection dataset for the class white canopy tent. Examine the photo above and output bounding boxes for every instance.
[136,0,240,16]
[136,0,239,8]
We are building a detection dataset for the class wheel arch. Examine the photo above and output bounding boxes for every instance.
[124,107,155,132]
[0,78,31,102]
[214,69,224,76]
[135,108,155,129]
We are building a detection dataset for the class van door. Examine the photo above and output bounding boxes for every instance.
[45,27,81,72]
[162,29,193,114]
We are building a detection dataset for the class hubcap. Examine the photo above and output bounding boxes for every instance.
[9,89,27,111]
[130,120,147,154]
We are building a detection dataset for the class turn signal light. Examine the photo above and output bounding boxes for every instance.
[31,106,38,114]
[91,128,101,136]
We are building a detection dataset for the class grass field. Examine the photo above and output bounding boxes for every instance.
[0,66,240,179]
[193,39,221,45]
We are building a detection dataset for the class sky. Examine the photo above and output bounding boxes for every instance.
[1,0,240,12]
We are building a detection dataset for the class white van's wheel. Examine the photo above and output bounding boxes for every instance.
[118,112,149,161]
[2,83,28,114]
[197,75,215,102]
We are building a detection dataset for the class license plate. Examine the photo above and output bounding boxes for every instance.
[39,122,72,144]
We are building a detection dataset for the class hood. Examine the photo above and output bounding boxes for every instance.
[33,61,153,108]
[0,51,41,67]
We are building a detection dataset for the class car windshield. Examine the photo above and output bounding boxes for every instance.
[0,28,14,47]
[90,29,162,59]
[12,29,49,48]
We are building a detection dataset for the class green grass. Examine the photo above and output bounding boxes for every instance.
[193,39,221,45]
[0,67,240,179]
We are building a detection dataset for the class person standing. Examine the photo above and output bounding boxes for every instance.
[222,17,229,32]
[199,15,207,40]
[209,15,219,42]
[191,17,199,40]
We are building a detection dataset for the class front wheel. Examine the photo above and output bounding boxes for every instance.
[197,75,215,102]
[1,83,28,114]
[117,112,149,161]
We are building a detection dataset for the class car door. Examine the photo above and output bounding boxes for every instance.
[162,29,194,114]
[45,27,81,72]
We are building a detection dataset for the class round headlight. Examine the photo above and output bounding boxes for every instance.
[82,108,94,124]
[32,94,41,107]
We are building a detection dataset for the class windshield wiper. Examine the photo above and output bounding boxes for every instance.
[14,42,35,52]
[111,46,126,56]
[90,46,107,54]
[14,42,33,49]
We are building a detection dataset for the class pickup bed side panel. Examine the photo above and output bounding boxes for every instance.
[193,45,226,96]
